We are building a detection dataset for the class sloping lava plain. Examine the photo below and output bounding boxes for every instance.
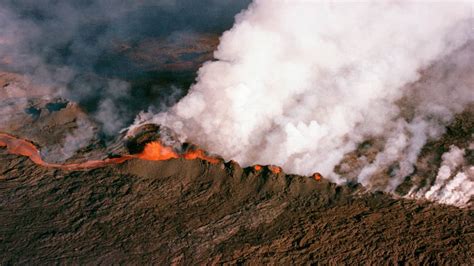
[0,63,473,263]
[1,148,473,264]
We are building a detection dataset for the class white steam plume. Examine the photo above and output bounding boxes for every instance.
[132,1,473,204]
[409,145,474,206]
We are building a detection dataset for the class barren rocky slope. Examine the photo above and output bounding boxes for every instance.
[1,150,473,264]
[1,70,474,264]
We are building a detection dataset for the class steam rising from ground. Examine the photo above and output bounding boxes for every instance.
[0,0,250,135]
[409,145,474,206]
[0,0,249,159]
[134,1,473,206]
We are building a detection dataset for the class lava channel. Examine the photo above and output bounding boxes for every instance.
[0,133,220,170]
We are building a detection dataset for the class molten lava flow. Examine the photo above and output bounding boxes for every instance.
[268,165,282,174]
[0,133,132,170]
[136,141,179,161]
[0,133,221,171]
[2,132,326,187]
[183,149,220,164]
[135,141,220,164]
[0,133,46,166]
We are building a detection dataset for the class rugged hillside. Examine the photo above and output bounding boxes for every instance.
[1,60,473,264]
[1,150,472,264]
[1,3,472,264]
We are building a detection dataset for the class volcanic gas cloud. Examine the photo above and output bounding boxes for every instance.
[132,1,474,207]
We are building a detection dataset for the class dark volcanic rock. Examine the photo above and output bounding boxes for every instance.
[0,151,472,264]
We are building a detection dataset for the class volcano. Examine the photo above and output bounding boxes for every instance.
[1,135,473,264]
[1,1,473,264]
[0,70,473,264]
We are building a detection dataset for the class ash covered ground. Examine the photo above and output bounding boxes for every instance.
[1,1,474,264]
[1,148,473,264]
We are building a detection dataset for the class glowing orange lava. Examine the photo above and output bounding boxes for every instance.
[313,172,322,181]
[268,165,281,174]
[0,133,132,170]
[136,141,179,161]
[0,133,220,170]
[136,141,220,164]
[1,133,326,184]
[183,149,220,164]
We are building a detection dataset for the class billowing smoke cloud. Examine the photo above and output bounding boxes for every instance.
[0,0,251,135]
[133,1,473,206]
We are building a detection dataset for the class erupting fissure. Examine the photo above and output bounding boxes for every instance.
[268,165,282,174]
[252,164,282,174]
[137,141,221,164]
[0,133,221,170]
[313,173,322,181]
[0,132,325,180]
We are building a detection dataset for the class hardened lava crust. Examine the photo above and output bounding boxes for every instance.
[0,150,473,264]
[1,71,474,264]
[0,70,474,265]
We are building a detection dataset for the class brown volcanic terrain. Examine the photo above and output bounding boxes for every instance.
[0,45,473,263]
[0,69,473,264]
[1,147,474,264]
